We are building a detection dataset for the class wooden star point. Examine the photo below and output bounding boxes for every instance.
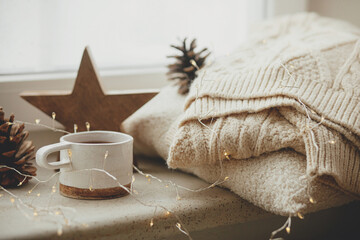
[21,47,158,132]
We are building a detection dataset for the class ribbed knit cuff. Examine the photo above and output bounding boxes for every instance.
[303,126,360,196]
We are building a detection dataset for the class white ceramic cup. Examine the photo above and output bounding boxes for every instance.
[36,131,133,199]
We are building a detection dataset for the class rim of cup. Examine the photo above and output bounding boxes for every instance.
[60,130,133,146]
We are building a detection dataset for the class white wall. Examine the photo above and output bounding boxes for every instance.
[308,0,360,26]
[0,0,249,75]
[266,0,308,18]
[266,0,360,27]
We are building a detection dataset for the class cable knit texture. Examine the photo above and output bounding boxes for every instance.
[168,13,360,196]
[122,85,353,216]
[122,13,359,215]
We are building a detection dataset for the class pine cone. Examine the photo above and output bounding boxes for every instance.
[167,38,210,94]
[0,107,36,187]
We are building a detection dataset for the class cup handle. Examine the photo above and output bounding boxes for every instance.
[36,142,72,169]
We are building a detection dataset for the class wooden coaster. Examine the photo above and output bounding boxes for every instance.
[59,183,131,200]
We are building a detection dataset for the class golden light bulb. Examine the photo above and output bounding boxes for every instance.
[165,211,171,216]
[104,151,109,159]
[190,59,199,70]
[286,227,291,234]
[52,186,56,193]
[74,124,78,133]
[37,193,41,197]
[224,176,229,181]
[89,185,94,192]
[150,218,154,227]
[67,149,72,158]
[10,198,15,203]
[309,197,315,204]
[297,212,304,219]
[176,196,181,201]
[52,112,56,120]
[223,151,231,160]
[33,211,38,216]
[57,228,63,236]
[17,181,23,186]
[176,223,182,229]
[55,211,61,215]
[35,119,41,124]
[0,194,3,197]
[328,140,336,144]
[85,122,90,131]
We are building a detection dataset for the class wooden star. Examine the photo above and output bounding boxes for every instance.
[21,47,158,132]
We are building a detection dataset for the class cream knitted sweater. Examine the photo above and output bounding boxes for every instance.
[167,13,360,196]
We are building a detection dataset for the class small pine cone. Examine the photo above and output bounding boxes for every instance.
[167,38,210,94]
[0,107,36,187]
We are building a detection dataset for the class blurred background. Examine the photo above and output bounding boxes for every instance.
[1,0,359,75]
[0,0,359,129]
[0,0,250,75]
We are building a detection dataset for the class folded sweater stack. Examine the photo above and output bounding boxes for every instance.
[122,13,359,215]
[169,12,360,196]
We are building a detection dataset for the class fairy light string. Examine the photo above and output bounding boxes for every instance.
[1,47,347,238]
[17,119,70,134]
[0,183,75,237]
[186,61,304,238]
[133,163,229,194]
[0,161,196,239]
[258,40,355,237]
[67,166,194,239]
[191,49,341,237]
[277,61,324,225]
[3,79,319,240]
[85,122,90,131]
[52,112,56,129]
[270,215,292,240]
[0,116,231,239]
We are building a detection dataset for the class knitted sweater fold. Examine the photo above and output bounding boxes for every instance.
[167,13,360,196]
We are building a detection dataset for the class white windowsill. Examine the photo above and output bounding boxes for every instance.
[2,130,359,239]
[0,66,166,83]
[2,130,274,239]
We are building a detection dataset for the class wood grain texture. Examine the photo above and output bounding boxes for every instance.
[60,183,131,200]
[21,47,158,132]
